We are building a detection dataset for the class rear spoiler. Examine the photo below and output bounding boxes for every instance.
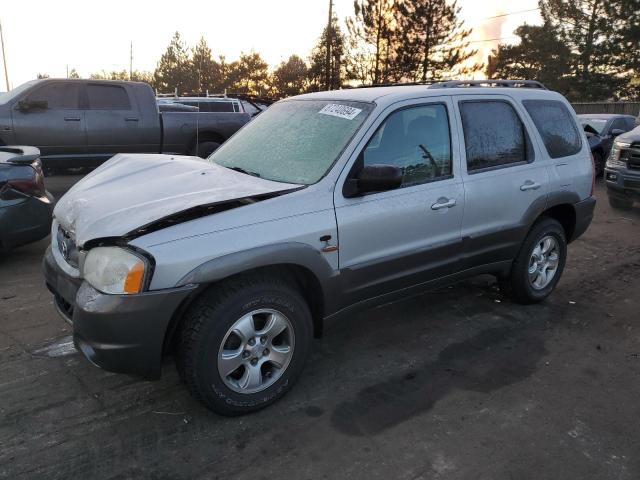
[0,146,41,165]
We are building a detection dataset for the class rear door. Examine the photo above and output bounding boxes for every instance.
[453,95,549,269]
[84,82,145,156]
[334,97,465,305]
[12,81,86,157]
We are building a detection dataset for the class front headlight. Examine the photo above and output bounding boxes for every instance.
[83,246,149,294]
[608,141,631,167]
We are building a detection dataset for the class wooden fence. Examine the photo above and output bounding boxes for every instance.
[571,102,640,116]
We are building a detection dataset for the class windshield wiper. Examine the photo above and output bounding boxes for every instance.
[228,166,261,178]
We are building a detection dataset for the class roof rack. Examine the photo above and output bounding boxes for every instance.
[428,80,547,90]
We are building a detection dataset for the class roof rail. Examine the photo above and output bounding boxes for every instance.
[428,79,547,90]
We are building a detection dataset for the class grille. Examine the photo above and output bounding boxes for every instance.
[623,178,640,189]
[56,226,79,268]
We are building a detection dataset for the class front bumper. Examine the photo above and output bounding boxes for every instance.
[43,246,198,379]
[605,166,640,200]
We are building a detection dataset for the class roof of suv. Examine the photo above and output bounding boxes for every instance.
[293,82,566,107]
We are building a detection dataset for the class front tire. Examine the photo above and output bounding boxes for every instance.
[176,275,313,415]
[500,217,567,304]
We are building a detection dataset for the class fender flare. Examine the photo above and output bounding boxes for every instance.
[176,242,340,311]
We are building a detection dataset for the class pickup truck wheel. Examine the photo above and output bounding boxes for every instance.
[500,217,567,304]
[176,275,313,415]
[608,195,633,210]
[193,140,220,158]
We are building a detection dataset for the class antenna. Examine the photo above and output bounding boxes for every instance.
[0,18,9,91]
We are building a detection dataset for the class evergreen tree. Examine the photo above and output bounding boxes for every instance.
[308,16,346,91]
[191,37,223,93]
[153,32,191,94]
[272,55,308,98]
[392,0,477,82]
[488,24,573,95]
[346,0,396,84]
[227,52,270,95]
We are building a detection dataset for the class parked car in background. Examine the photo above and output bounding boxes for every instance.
[604,126,640,209]
[44,80,595,415]
[578,114,636,175]
[0,79,251,172]
[0,146,53,251]
[159,94,272,117]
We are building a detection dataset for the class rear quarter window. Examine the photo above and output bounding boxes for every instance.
[87,84,131,110]
[522,100,582,158]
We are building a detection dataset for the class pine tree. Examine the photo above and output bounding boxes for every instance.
[191,37,223,94]
[272,55,308,98]
[153,32,192,94]
[227,52,270,95]
[346,0,396,84]
[392,0,477,82]
[308,16,346,91]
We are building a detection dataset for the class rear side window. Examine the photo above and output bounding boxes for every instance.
[523,100,582,158]
[26,83,81,109]
[459,100,529,172]
[87,85,131,110]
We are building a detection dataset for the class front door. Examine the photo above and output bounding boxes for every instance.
[334,98,465,307]
[12,81,86,158]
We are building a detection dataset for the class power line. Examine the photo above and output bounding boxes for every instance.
[479,7,540,21]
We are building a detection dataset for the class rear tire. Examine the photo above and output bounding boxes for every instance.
[608,195,633,210]
[176,275,313,416]
[500,217,567,304]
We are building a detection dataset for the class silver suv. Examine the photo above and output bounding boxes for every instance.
[44,80,596,415]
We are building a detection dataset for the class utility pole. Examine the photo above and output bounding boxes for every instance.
[0,18,10,91]
[66,64,69,78]
[129,41,133,80]
[325,0,333,90]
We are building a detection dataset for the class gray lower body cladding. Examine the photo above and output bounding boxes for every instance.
[43,247,197,378]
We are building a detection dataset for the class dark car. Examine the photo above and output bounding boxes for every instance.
[578,114,636,175]
[0,146,53,251]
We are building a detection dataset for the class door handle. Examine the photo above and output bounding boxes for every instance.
[64,116,81,121]
[431,197,456,210]
[520,181,541,191]
[125,117,139,122]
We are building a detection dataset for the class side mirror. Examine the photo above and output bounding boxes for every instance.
[610,128,625,137]
[17,99,48,112]
[344,164,402,197]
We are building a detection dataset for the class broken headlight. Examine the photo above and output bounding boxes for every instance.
[83,247,149,295]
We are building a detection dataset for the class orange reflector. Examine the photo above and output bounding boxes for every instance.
[124,261,145,294]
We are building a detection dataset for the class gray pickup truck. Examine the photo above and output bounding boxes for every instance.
[0,79,251,170]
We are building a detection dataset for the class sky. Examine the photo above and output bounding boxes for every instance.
[0,0,541,92]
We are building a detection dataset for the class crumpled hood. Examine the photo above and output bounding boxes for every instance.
[54,154,300,246]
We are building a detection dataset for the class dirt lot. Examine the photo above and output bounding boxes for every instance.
[1,180,639,479]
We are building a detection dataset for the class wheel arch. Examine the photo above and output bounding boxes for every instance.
[162,243,337,355]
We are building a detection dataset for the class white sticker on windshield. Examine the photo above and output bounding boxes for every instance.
[319,104,362,120]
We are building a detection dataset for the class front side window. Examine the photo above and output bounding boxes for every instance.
[460,100,529,172]
[361,104,452,187]
[610,118,627,133]
[26,83,81,109]
[523,100,582,158]
[210,100,373,185]
[87,84,131,110]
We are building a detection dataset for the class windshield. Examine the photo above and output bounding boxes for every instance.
[579,118,608,135]
[209,99,373,184]
[0,80,40,105]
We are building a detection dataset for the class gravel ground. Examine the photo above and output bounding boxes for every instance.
[0,179,639,479]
